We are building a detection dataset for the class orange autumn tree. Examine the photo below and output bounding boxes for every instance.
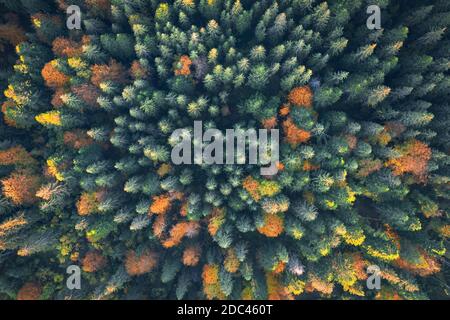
[162,221,200,248]
[182,245,201,266]
[386,139,432,182]
[91,59,128,87]
[149,193,172,215]
[76,191,105,216]
[16,282,42,300]
[125,249,158,276]
[224,248,240,273]
[174,55,192,76]
[51,37,83,57]
[0,145,36,167]
[202,264,225,299]
[82,250,107,272]
[262,116,277,129]
[207,208,226,236]
[280,86,314,147]
[242,176,261,201]
[305,273,334,295]
[41,60,69,89]
[1,100,18,127]
[0,213,27,237]
[282,117,311,147]
[257,212,284,237]
[266,273,293,300]
[152,213,167,238]
[288,85,314,107]
[394,248,441,277]
[1,170,40,205]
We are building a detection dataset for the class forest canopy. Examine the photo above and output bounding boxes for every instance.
[0,0,449,300]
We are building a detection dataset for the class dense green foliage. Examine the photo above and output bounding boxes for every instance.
[0,0,449,300]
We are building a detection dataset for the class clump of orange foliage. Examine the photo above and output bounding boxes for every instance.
[242,176,261,201]
[394,248,441,277]
[125,249,158,276]
[350,253,369,281]
[0,214,27,237]
[266,273,293,300]
[162,221,200,248]
[224,249,240,273]
[202,264,225,299]
[0,145,36,167]
[1,170,40,205]
[91,59,128,87]
[279,104,290,116]
[152,214,167,238]
[52,37,83,57]
[175,55,192,76]
[149,194,172,215]
[375,287,403,300]
[386,139,431,182]
[257,212,284,237]
[208,208,226,236]
[1,100,17,127]
[305,273,334,295]
[282,118,311,148]
[35,183,60,201]
[272,261,286,274]
[41,61,69,89]
[182,246,201,266]
[76,191,105,216]
[288,86,313,107]
[262,116,278,129]
[202,264,219,285]
[17,282,42,300]
[82,250,107,272]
